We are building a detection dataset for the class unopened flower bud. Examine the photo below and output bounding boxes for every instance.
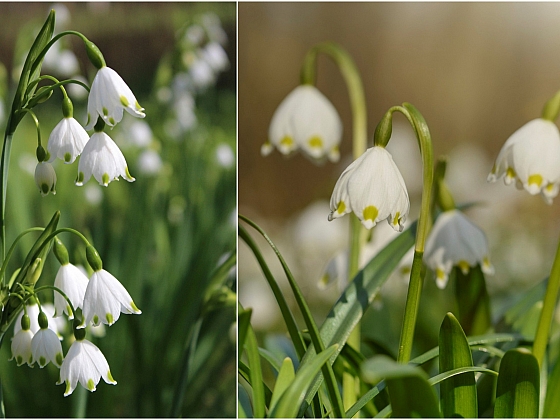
[84,39,106,70]
[86,245,103,272]
[53,238,69,266]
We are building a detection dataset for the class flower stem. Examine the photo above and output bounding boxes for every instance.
[533,234,560,368]
[376,104,434,363]
[302,41,367,414]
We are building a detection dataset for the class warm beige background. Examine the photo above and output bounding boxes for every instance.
[239,2,560,220]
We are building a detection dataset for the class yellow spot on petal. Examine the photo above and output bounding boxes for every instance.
[308,136,323,149]
[546,183,555,192]
[280,136,294,148]
[457,260,470,274]
[16,356,22,365]
[39,356,46,367]
[392,212,401,226]
[108,370,116,383]
[436,268,446,280]
[56,353,63,366]
[106,313,114,325]
[506,167,516,179]
[64,152,71,163]
[87,379,95,391]
[93,315,99,324]
[65,381,72,395]
[363,206,379,222]
[102,173,110,186]
[337,201,346,215]
[120,95,129,107]
[528,174,543,187]
[131,301,141,313]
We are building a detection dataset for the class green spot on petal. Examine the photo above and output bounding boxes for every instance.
[457,260,470,274]
[87,379,95,391]
[107,370,116,383]
[93,315,99,324]
[16,356,22,365]
[76,172,84,184]
[392,211,401,226]
[65,381,71,395]
[125,167,135,181]
[506,167,516,179]
[528,174,543,187]
[135,101,142,111]
[106,313,114,325]
[102,107,109,116]
[131,301,140,312]
[336,201,346,215]
[56,353,63,366]
[120,95,129,107]
[41,183,49,195]
[39,356,46,366]
[64,152,71,163]
[436,268,446,281]
[109,117,115,125]
[102,173,110,186]
[66,304,73,317]
[362,205,379,222]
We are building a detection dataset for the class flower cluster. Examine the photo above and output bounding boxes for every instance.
[10,240,141,396]
[34,38,145,196]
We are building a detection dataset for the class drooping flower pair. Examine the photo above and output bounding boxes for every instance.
[263,85,343,163]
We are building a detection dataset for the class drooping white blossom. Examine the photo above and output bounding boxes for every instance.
[31,327,64,368]
[53,263,89,319]
[85,66,145,130]
[487,118,560,204]
[76,132,135,187]
[328,146,410,231]
[424,209,494,289]
[264,85,342,162]
[58,338,116,396]
[80,269,141,328]
[34,162,57,196]
[10,327,34,367]
[47,117,89,164]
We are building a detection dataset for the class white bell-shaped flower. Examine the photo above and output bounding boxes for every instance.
[53,263,89,319]
[328,146,410,231]
[80,269,141,328]
[47,117,89,164]
[264,85,342,162]
[424,209,494,289]
[76,132,135,187]
[34,162,57,196]
[58,338,116,396]
[488,118,560,204]
[85,66,145,130]
[10,314,34,367]
[30,312,64,368]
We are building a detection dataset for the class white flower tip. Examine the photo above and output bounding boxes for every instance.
[261,142,273,156]
[435,267,449,289]
[487,172,497,183]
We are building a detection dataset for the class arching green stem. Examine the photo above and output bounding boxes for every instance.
[35,285,77,320]
[374,103,434,364]
[301,41,368,412]
[0,227,44,285]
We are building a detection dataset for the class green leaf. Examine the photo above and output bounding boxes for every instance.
[269,357,295,412]
[300,221,416,411]
[439,312,478,418]
[494,348,540,418]
[543,355,560,417]
[270,345,338,418]
[238,307,252,362]
[454,266,491,336]
[362,355,441,418]
[244,323,266,418]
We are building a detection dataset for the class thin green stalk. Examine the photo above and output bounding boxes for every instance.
[301,40,368,414]
[533,236,560,368]
[375,103,434,364]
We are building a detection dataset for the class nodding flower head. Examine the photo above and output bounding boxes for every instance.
[328,146,410,232]
[488,118,560,204]
[263,85,342,163]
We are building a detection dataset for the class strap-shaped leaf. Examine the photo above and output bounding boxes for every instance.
[269,357,296,412]
[454,266,491,336]
[244,322,266,418]
[494,348,539,418]
[362,355,441,418]
[439,312,478,418]
[300,222,416,412]
[270,345,338,418]
[543,354,560,417]
[238,307,252,362]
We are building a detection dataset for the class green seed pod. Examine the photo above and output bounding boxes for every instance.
[86,245,103,272]
[36,145,47,163]
[84,39,106,70]
[53,237,69,266]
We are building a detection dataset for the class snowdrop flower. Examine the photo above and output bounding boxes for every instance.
[34,161,57,196]
[76,131,135,187]
[58,337,116,396]
[80,268,141,328]
[31,312,64,368]
[328,146,410,231]
[10,314,33,367]
[85,66,145,130]
[47,117,89,164]
[264,85,342,162]
[202,42,229,72]
[487,118,560,204]
[424,209,494,289]
[53,263,89,319]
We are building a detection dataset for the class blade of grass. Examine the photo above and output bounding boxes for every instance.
[238,307,252,362]
[439,312,478,418]
[244,322,266,418]
[240,215,344,418]
[269,357,296,412]
[543,352,560,417]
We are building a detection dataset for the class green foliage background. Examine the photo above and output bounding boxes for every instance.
[0,2,236,417]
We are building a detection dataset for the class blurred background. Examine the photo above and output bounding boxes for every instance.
[239,2,560,363]
[0,2,236,417]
